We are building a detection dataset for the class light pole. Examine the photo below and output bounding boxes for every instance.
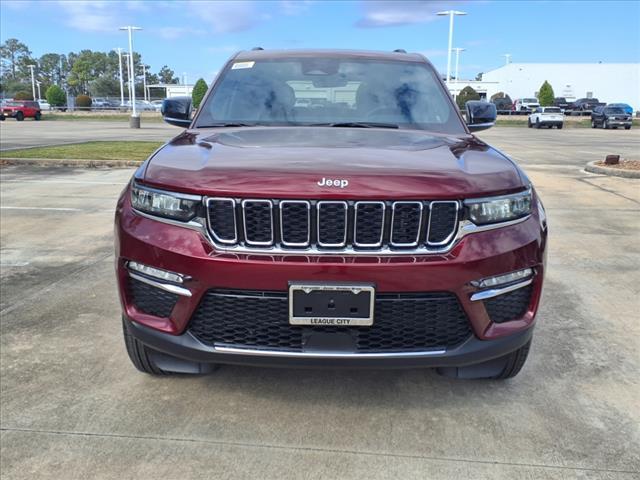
[28,65,36,100]
[502,54,512,66]
[119,25,142,128]
[183,72,187,85]
[35,80,42,100]
[142,64,147,101]
[115,48,125,106]
[437,10,466,88]
[123,54,131,104]
[453,47,465,99]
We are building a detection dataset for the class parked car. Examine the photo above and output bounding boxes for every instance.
[116,48,547,380]
[528,106,564,129]
[36,99,51,111]
[92,97,110,109]
[553,97,572,113]
[606,103,633,115]
[513,98,540,112]
[492,97,513,113]
[570,98,604,112]
[151,100,164,112]
[591,106,632,129]
[0,100,42,121]
[122,100,156,112]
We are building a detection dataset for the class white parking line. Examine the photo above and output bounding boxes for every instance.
[1,206,85,212]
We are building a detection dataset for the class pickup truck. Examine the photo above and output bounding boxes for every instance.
[553,97,572,113]
[591,106,632,129]
[513,98,540,112]
[571,98,604,112]
[528,107,564,129]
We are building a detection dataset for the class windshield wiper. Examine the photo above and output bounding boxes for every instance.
[311,122,399,129]
[197,122,258,128]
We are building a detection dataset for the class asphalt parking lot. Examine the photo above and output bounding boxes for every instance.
[1,124,639,479]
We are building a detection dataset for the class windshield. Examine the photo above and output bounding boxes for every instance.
[544,107,561,113]
[523,98,538,103]
[605,107,625,114]
[5,101,23,107]
[195,57,465,134]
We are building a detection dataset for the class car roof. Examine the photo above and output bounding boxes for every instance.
[234,48,426,63]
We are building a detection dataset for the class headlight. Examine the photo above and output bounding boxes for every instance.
[131,182,201,221]
[465,189,532,225]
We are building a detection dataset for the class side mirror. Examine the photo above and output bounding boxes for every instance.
[465,101,497,132]
[162,97,192,128]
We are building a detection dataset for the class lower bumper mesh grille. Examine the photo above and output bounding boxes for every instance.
[128,277,179,318]
[188,289,472,353]
[484,285,532,323]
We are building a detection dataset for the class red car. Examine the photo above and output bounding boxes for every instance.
[0,100,42,121]
[116,49,547,380]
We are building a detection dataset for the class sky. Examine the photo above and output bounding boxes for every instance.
[1,0,639,84]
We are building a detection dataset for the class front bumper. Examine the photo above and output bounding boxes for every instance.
[115,188,547,366]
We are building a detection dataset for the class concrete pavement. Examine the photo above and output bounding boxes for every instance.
[1,127,639,479]
[0,119,176,150]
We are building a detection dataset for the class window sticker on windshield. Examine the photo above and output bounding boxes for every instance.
[231,61,255,70]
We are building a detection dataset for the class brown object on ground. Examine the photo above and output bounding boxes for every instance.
[595,159,640,170]
[604,155,620,165]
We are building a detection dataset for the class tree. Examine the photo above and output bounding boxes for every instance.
[158,65,178,84]
[538,80,555,106]
[456,86,480,109]
[75,94,92,108]
[14,91,33,100]
[0,38,31,79]
[45,85,66,106]
[475,72,483,81]
[192,78,208,108]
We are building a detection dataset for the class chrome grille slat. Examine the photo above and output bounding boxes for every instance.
[205,198,461,253]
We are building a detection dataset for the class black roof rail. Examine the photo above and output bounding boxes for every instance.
[251,47,264,51]
[393,49,407,53]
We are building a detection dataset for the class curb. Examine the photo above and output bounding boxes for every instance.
[584,160,640,179]
[0,157,142,168]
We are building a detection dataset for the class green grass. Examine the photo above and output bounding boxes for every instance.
[1,141,164,161]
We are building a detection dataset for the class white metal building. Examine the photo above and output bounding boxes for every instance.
[450,63,640,111]
[147,83,194,99]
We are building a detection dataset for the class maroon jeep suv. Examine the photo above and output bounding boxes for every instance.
[116,49,547,379]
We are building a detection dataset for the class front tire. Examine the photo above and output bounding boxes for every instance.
[122,318,168,375]
[34,112,41,121]
[535,119,541,129]
[603,119,609,129]
[591,119,596,128]
[557,124,563,129]
[527,118,532,128]
[16,111,24,121]
[491,340,532,379]
[625,126,631,130]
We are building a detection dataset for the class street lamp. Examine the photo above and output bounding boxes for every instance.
[453,47,465,99]
[119,25,142,128]
[123,53,132,104]
[35,80,42,100]
[142,64,147,102]
[28,64,36,100]
[437,10,467,87]
[115,48,125,106]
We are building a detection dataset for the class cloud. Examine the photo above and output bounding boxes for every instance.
[280,0,314,15]
[57,0,123,32]
[186,1,260,34]
[356,1,466,28]
[155,27,206,40]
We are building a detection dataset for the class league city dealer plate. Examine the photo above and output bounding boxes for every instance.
[288,283,375,326]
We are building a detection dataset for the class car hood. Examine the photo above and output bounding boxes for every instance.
[142,127,525,199]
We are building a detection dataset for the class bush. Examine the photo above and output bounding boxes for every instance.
[45,85,66,106]
[76,94,92,108]
[456,86,481,109]
[191,78,208,109]
[14,91,33,100]
[538,81,555,106]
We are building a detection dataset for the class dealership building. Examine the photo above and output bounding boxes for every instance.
[449,63,640,111]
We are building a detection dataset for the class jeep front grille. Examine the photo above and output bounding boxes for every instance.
[205,198,459,254]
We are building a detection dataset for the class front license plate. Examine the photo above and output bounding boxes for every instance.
[289,283,375,326]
